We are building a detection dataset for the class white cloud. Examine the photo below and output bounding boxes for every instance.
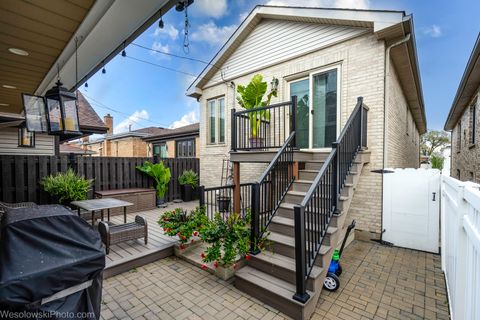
[265,0,370,9]
[170,110,199,129]
[150,41,171,59]
[422,25,442,38]
[238,11,249,22]
[190,0,228,18]
[114,110,149,133]
[153,24,179,40]
[190,21,237,46]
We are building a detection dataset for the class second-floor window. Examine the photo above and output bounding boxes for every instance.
[207,97,225,144]
[457,123,461,153]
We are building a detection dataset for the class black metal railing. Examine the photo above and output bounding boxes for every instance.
[199,183,254,220]
[293,97,368,303]
[250,131,296,253]
[231,96,297,151]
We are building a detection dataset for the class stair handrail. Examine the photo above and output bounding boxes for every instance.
[250,130,296,253]
[293,97,368,303]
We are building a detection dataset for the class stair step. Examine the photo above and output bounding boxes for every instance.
[269,216,338,244]
[267,231,331,258]
[235,266,315,319]
[271,216,338,233]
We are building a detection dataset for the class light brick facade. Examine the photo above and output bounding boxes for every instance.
[196,29,421,235]
[450,87,480,183]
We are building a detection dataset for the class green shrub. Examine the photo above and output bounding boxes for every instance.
[430,153,445,170]
[178,170,199,188]
[158,207,208,247]
[41,168,92,204]
[136,161,171,198]
[199,211,251,267]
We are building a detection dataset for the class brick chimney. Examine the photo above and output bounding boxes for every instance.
[104,113,113,134]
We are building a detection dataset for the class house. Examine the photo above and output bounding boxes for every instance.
[444,34,480,182]
[80,114,168,157]
[143,123,200,158]
[188,6,426,318]
[59,143,96,156]
[0,91,107,155]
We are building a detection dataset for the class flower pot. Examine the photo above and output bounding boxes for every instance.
[249,137,264,149]
[216,196,231,213]
[181,185,195,202]
[156,196,167,208]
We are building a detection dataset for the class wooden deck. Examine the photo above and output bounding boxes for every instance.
[103,201,199,278]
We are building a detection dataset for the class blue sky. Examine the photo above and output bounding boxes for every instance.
[80,0,480,133]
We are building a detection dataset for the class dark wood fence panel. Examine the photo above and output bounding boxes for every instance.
[0,155,199,205]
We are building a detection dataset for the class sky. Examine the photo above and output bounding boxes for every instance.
[79,0,480,134]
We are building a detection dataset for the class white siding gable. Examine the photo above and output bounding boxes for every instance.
[205,19,368,87]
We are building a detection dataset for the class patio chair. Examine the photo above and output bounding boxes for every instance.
[98,215,148,254]
[0,201,38,216]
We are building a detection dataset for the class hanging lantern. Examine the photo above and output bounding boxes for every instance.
[22,81,81,138]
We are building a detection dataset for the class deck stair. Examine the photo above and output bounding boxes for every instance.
[233,97,370,320]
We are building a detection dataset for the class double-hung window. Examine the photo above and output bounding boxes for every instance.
[469,100,477,146]
[207,97,225,144]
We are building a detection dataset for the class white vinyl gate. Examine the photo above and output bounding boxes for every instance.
[382,168,440,253]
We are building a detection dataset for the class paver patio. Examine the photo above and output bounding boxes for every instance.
[100,239,450,320]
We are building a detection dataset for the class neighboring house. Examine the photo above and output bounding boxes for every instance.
[80,114,168,157]
[444,34,480,183]
[143,123,200,158]
[0,91,107,156]
[188,6,426,236]
[60,143,96,156]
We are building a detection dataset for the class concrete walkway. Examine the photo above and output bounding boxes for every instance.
[101,240,450,320]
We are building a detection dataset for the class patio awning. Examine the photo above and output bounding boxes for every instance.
[0,0,176,115]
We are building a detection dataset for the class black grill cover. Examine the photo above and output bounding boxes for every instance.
[0,205,105,319]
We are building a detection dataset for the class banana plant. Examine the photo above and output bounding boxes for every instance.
[236,74,278,139]
[136,161,171,199]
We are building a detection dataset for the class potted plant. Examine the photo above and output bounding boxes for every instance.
[41,168,92,207]
[136,161,171,207]
[236,74,279,148]
[178,170,199,202]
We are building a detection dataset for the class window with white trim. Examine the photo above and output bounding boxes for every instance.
[207,97,225,144]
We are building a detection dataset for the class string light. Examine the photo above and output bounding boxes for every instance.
[126,55,197,77]
[159,9,164,29]
[102,66,106,74]
[85,82,88,88]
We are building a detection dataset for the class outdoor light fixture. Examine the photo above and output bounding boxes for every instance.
[121,49,126,57]
[159,9,164,29]
[2,84,16,89]
[0,103,9,107]
[102,67,106,74]
[176,0,194,11]
[8,48,29,56]
[85,82,88,88]
[22,81,81,138]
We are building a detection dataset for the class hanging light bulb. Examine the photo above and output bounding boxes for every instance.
[121,49,126,57]
[159,9,164,29]
[102,66,106,74]
[85,82,88,88]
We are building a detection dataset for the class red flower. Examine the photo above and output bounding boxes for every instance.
[180,244,185,250]
[193,231,198,237]
[245,254,251,261]
[233,264,238,270]
[201,252,206,259]
[163,228,167,232]
[201,264,207,270]
[214,261,219,269]
[181,235,186,240]
[191,239,194,244]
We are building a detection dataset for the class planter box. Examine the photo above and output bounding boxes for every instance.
[173,238,202,256]
[175,241,245,280]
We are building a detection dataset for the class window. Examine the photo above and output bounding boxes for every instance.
[176,139,195,158]
[457,169,461,179]
[406,108,409,135]
[18,127,35,147]
[153,143,168,158]
[469,102,476,145]
[207,97,225,144]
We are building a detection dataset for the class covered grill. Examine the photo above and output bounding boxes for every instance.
[0,205,105,319]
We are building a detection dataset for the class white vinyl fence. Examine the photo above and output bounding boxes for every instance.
[441,176,480,320]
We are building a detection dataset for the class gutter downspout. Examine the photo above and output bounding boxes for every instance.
[381,33,411,241]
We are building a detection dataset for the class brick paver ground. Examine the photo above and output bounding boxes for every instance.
[101,240,450,320]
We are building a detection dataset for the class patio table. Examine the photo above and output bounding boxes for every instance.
[71,198,133,224]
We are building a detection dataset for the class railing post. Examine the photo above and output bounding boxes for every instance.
[291,95,297,149]
[332,142,340,214]
[357,97,366,149]
[250,182,261,255]
[231,108,237,152]
[293,205,310,303]
[199,185,205,207]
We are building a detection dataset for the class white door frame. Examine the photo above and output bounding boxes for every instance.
[288,64,342,151]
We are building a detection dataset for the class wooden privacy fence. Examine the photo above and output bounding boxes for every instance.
[0,155,199,205]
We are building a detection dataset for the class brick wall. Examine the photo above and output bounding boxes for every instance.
[451,86,480,182]
[197,32,421,235]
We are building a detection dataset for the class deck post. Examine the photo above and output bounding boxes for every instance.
[233,162,241,214]
[293,205,310,303]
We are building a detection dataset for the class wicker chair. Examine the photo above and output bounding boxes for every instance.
[98,216,148,254]
[0,201,38,216]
